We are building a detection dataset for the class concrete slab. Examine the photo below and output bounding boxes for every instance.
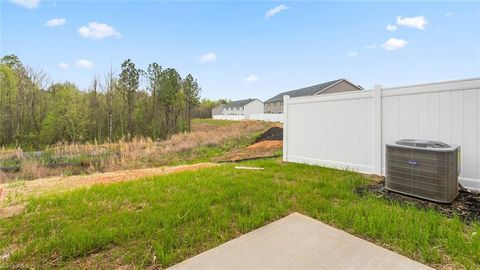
[169,212,432,270]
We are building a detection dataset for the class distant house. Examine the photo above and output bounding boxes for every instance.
[215,99,264,117]
[211,104,225,116]
[264,79,363,114]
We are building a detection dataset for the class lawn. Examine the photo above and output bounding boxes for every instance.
[1,159,479,269]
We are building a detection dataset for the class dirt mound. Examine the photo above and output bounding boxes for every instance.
[356,182,480,223]
[216,127,283,162]
[255,126,283,142]
[247,140,282,150]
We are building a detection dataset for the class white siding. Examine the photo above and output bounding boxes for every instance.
[222,106,244,115]
[244,100,264,117]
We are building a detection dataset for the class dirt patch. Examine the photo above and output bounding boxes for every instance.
[356,182,480,223]
[247,140,282,150]
[0,163,219,218]
[0,204,25,219]
[216,127,283,162]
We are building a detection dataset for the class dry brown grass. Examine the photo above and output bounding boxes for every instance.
[45,121,267,160]
[0,120,272,182]
[18,159,50,180]
[0,147,22,160]
[0,171,8,184]
[158,121,265,152]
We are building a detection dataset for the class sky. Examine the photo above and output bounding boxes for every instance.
[1,0,479,101]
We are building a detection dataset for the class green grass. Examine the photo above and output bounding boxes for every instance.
[0,157,21,168]
[1,159,479,269]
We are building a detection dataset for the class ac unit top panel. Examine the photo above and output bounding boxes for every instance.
[386,139,459,152]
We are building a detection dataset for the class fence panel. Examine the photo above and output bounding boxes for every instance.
[212,114,284,122]
[248,114,284,123]
[285,91,376,173]
[381,79,480,189]
[212,115,245,121]
[284,78,480,190]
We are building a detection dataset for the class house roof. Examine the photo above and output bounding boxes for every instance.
[265,79,360,103]
[212,104,225,109]
[223,98,259,109]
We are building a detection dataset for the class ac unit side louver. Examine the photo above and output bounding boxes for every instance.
[385,139,461,203]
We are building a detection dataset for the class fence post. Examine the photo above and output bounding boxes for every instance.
[283,95,290,162]
[373,85,383,175]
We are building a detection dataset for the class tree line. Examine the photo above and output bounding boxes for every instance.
[0,54,206,149]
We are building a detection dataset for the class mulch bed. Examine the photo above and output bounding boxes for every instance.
[355,182,480,223]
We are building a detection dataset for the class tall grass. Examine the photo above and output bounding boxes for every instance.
[0,120,271,181]
[0,159,478,269]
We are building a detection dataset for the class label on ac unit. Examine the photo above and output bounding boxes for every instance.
[408,160,419,166]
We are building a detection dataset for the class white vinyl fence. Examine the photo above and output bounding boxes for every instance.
[283,78,480,191]
[248,113,284,122]
[212,115,245,121]
[212,114,284,123]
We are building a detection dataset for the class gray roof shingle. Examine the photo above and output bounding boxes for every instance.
[265,79,347,103]
[223,99,258,109]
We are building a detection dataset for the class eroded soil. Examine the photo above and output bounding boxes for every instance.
[216,126,283,162]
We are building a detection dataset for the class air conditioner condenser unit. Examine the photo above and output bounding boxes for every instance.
[385,139,461,203]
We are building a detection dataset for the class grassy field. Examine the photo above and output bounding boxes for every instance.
[0,159,478,269]
[0,120,272,182]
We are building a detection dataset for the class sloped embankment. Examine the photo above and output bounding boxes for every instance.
[216,126,283,162]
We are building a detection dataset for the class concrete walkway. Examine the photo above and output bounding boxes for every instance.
[169,213,432,270]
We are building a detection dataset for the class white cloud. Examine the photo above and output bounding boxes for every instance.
[9,0,39,9]
[244,75,259,83]
[365,44,377,49]
[45,18,66,27]
[78,22,121,40]
[265,4,288,19]
[386,24,398,32]
[59,62,69,70]
[396,16,428,30]
[199,52,217,63]
[445,11,454,17]
[75,59,94,69]
[381,38,407,50]
[348,51,358,57]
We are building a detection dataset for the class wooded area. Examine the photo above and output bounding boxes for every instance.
[0,54,224,149]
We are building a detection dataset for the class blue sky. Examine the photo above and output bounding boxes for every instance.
[1,1,479,101]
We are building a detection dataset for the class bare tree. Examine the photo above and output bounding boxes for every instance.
[24,67,49,133]
[103,67,116,142]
